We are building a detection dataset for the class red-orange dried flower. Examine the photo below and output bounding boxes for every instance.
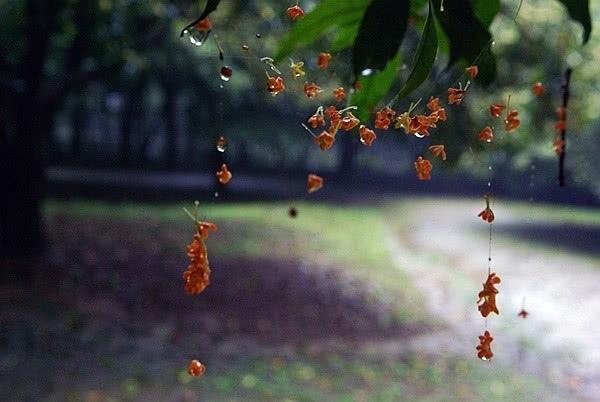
[478,194,495,223]
[429,145,447,161]
[317,52,332,69]
[324,106,342,131]
[427,96,442,112]
[314,131,335,151]
[430,108,447,122]
[359,125,376,146]
[466,65,479,79]
[340,112,360,131]
[518,309,529,319]
[478,126,494,143]
[307,174,323,193]
[183,220,217,295]
[308,113,325,129]
[216,164,232,184]
[374,107,396,130]
[553,137,565,156]
[448,87,466,105]
[267,76,285,96]
[304,82,322,98]
[532,82,545,96]
[194,18,212,32]
[334,87,346,102]
[489,103,505,118]
[504,110,520,132]
[188,360,206,377]
[287,4,305,21]
[414,156,432,181]
[478,272,501,317]
[476,331,494,360]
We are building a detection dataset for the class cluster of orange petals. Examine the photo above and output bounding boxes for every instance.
[414,156,433,181]
[504,110,520,132]
[374,107,396,130]
[476,331,494,360]
[310,106,362,150]
[395,97,447,139]
[428,144,447,161]
[334,87,346,102]
[477,272,501,317]
[287,4,305,21]
[216,163,232,184]
[304,82,322,98]
[478,206,494,223]
[532,82,545,96]
[317,52,332,69]
[183,221,217,295]
[267,76,285,96]
[359,125,376,146]
[448,87,466,105]
[194,18,212,32]
[188,360,206,377]
[478,126,494,143]
[307,173,323,193]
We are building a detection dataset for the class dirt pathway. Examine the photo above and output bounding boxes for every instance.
[386,198,600,401]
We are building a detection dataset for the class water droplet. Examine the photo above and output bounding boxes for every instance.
[188,29,208,47]
[487,181,491,187]
[241,45,249,52]
[256,33,261,38]
[414,133,426,139]
[220,66,233,81]
[361,68,373,76]
[491,41,496,47]
[440,0,445,11]
[214,191,219,198]
[488,166,493,171]
[216,136,227,152]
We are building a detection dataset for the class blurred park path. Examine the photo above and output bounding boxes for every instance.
[388,198,600,400]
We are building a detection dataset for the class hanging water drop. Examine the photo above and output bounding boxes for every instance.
[216,136,227,152]
[256,33,262,38]
[220,66,233,81]
[188,29,208,47]
[241,45,249,52]
[214,191,219,198]
[361,68,373,77]
[487,181,491,187]
[440,0,445,11]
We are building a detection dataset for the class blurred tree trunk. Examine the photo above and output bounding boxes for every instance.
[71,98,85,163]
[338,133,357,177]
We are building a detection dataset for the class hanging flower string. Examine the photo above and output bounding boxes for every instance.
[556,68,572,187]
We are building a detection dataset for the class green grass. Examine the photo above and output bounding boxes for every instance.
[45,199,426,323]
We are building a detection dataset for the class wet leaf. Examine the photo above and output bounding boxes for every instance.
[556,0,592,44]
[352,0,410,78]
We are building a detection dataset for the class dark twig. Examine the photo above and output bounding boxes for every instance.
[559,68,572,187]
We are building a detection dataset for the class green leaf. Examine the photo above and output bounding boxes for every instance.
[351,52,403,122]
[330,24,360,53]
[556,0,592,44]
[352,0,410,78]
[469,0,500,27]
[432,0,496,86]
[394,1,438,101]
[275,0,369,62]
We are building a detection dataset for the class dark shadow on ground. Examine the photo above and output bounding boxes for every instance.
[494,222,600,256]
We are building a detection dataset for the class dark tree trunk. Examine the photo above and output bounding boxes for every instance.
[0,99,49,261]
[71,99,85,163]
[338,132,357,177]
